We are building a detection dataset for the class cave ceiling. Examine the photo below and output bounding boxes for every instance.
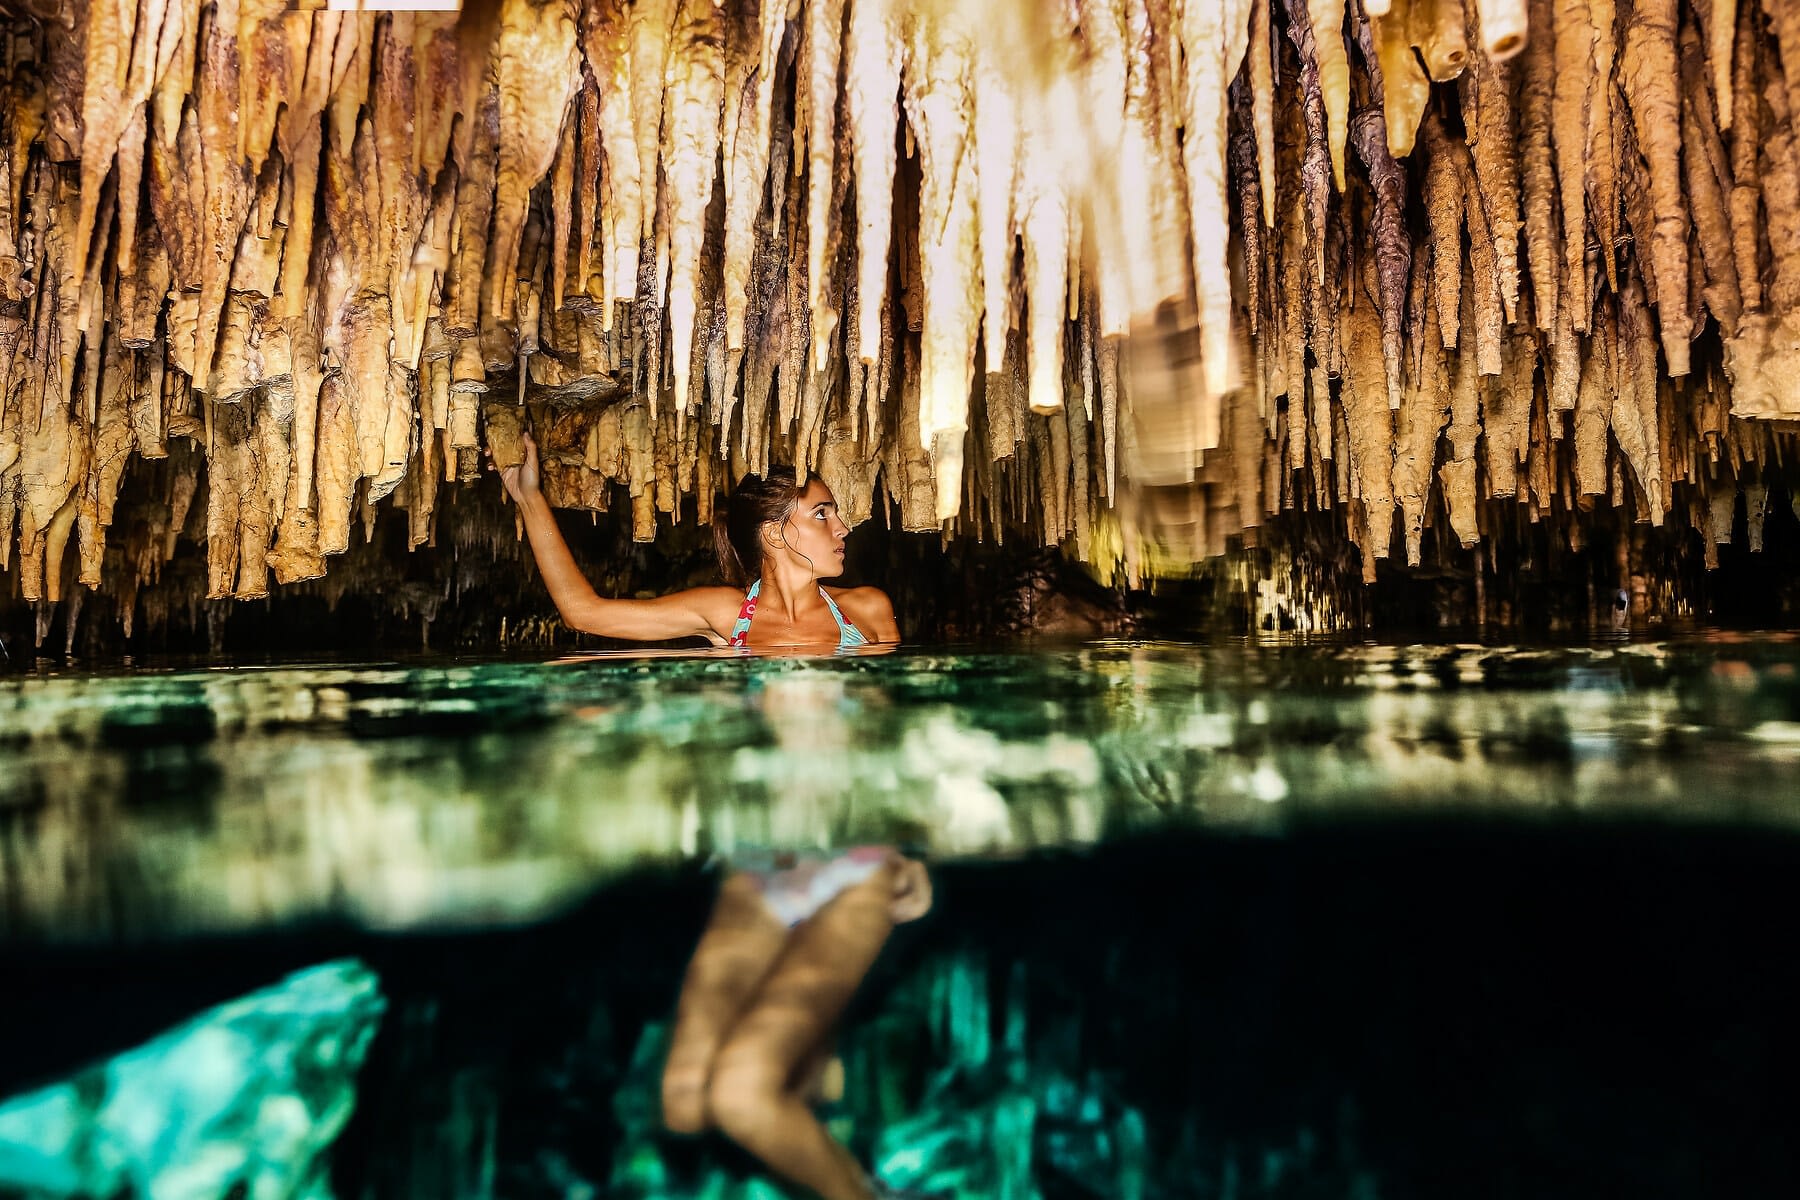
[0,0,1797,618]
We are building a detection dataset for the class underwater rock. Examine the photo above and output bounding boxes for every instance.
[0,960,385,1200]
[870,956,1148,1200]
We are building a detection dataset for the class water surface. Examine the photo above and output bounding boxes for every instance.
[4,637,1798,940]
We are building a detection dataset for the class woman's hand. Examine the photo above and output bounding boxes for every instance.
[497,430,542,504]
[887,857,933,924]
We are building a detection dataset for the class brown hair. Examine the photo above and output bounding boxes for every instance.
[713,468,812,587]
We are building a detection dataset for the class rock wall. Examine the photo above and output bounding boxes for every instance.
[1,0,1799,645]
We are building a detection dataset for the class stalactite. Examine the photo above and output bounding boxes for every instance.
[1726,0,1761,312]
[901,6,979,521]
[1339,261,1394,574]
[1680,17,1740,337]
[1619,0,1690,372]
[1366,2,1430,158]
[1439,281,1483,547]
[1018,84,1074,417]
[1285,0,1335,279]
[1550,0,1594,339]
[845,0,900,367]
[662,0,723,417]
[1459,45,1521,323]
[1585,0,1620,296]
[1175,0,1254,398]
[1394,264,1450,565]
[1350,107,1408,409]
[1517,0,1558,331]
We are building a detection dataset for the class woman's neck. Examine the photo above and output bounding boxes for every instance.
[754,561,827,623]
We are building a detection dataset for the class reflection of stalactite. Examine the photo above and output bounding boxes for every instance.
[1,0,1800,639]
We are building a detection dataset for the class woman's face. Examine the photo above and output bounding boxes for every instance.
[769,479,851,578]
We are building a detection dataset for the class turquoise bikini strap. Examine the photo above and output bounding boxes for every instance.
[731,579,865,648]
[728,579,760,646]
[819,587,868,648]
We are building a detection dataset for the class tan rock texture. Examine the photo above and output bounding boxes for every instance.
[1,0,1798,619]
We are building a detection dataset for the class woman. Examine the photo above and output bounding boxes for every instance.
[500,431,899,650]
[500,432,933,1200]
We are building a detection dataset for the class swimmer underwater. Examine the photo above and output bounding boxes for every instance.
[499,433,932,1200]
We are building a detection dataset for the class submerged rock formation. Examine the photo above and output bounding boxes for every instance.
[0,0,1797,641]
[0,959,384,1199]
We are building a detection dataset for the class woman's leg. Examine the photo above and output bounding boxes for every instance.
[660,871,791,1134]
[706,863,900,1200]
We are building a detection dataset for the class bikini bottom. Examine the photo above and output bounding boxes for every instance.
[731,846,891,927]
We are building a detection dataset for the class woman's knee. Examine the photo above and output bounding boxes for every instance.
[661,1060,713,1134]
[706,1051,785,1145]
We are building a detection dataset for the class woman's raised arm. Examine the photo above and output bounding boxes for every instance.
[499,433,734,642]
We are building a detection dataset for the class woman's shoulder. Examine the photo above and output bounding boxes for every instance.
[825,585,897,627]
[669,584,751,625]
[824,583,892,607]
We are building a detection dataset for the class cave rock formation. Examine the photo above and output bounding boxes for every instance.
[0,0,1796,628]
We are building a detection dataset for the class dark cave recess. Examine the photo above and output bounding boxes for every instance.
[4,465,1800,660]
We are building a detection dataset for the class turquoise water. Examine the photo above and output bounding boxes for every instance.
[3,639,1799,1198]
[3,638,1798,940]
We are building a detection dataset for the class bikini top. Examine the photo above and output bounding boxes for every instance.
[727,579,869,650]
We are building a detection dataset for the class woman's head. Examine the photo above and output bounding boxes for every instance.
[713,470,850,586]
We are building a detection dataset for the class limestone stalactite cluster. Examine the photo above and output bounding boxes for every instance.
[0,0,1797,619]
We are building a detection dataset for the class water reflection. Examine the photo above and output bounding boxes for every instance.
[2,640,1799,939]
